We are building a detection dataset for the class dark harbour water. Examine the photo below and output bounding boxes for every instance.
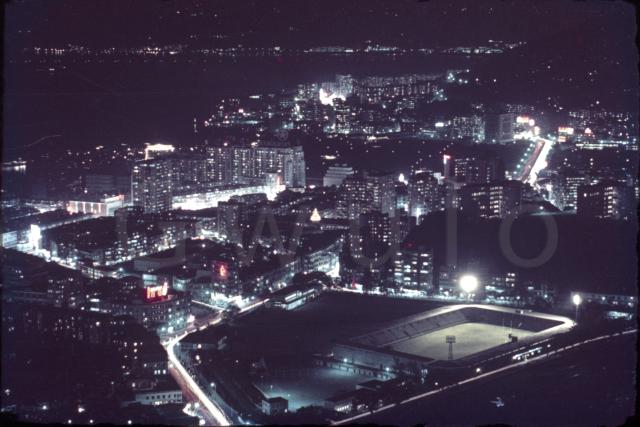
[3,54,477,155]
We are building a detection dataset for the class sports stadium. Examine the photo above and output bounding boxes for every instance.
[332,304,574,374]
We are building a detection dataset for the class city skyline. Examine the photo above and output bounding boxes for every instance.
[1,1,638,427]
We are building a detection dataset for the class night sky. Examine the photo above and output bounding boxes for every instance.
[5,0,636,48]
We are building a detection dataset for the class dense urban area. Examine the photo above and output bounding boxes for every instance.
[2,1,638,426]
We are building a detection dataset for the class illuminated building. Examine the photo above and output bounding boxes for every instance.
[451,156,505,184]
[262,397,289,416]
[1,248,86,308]
[395,183,408,211]
[254,144,306,188]
[577,182,636,221]
[310,208,322,222]
[299,233,342,278]
[208,232,342,298]
[319,86,346,106]
[66,195,125,217]
[341,173,369,220]
[205,142,306,188]
[408,171,441,221]
[7,302,145,346]
[484,112,515,144]
[485,272,518,297]
[171,182,282,211]
[575,138,637,151]
[131,159,173,213]
[336,74,355,97]
[127,388,183,407]
[44,208,196,266]
[205,145,234,183]
[368,171,397,218]
[296,82,321,101]
[458,180,523,219]
[1,209,89,250]
[86,283,191,335]
[144,143,175,160]
[168,154,207,189]
[324,164,354,187]
[393,243,434,292]
[359,211,391,247]
[451,115,484,141]
[569,291,636,311]
[266,281,323,311]
[549,172,590,211]
[331,98,353,134]
[217,200,246,245]
[342,170,396,220]
[437,264,459,294]
[1,159,27,172]
[354,74,436,105]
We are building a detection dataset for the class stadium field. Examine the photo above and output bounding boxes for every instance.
[390,322,535,360]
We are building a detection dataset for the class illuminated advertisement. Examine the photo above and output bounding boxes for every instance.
[213,261,230,281]
[145,282,169,300]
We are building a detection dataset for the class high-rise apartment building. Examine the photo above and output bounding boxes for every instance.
[393,244,434,292]
[205,143,305,188]
[408,171,441,219]
[451,156,505,184]
[131,159,173,213]
[577,182,636,221]
[342,170,396,220]
[484,113,515,144]
[458,180,523,219]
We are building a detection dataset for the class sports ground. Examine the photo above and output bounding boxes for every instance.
[390,322,535,360]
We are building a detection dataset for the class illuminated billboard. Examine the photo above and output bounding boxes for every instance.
[145,282,169,300]
[212,261,230,281]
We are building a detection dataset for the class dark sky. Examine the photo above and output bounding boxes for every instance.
[4,0,637,48]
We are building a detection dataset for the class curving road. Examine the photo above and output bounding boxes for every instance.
[333,328,636,425]
[163,298,269,425]
[165,317,232,426]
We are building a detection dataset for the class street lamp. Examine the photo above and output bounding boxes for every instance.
[459,275,478,300]
[573,294,582,323]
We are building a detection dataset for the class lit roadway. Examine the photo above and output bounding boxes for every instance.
[514,137,554,186]
[165,320,231,426]
[163,298,269,426]
[332,328,637,425]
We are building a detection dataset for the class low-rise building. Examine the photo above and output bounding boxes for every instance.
[261,397,288,416]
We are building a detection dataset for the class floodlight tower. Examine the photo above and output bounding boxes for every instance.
[459,274,479,301]
[446,335,456,360]
[572,293,582,323]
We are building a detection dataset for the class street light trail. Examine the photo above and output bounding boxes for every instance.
[165,330,232,426]
[162,298,268,425]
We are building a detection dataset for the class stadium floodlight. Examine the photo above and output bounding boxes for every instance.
[573,293,582,323]
[459,275,478,294]
[572,294,582,306]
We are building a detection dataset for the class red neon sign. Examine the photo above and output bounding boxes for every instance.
[213,261,230,281]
